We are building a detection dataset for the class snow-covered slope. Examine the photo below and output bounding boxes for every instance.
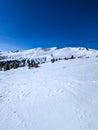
[0,57,98,130]
[0,47,98,61]
[0,47,56,61]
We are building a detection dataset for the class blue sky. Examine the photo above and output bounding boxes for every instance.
[0,0,98,51]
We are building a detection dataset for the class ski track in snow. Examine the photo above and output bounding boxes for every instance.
[0,58,98,130]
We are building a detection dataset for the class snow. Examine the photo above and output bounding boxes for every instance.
[0,47,98,61]
[0,57,98,130]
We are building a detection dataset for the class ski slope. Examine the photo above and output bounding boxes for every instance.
[0,57,98,130]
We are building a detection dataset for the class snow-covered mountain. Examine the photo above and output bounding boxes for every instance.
[0,47,98,61]
[0,47,98,70]
[0,47,98,71]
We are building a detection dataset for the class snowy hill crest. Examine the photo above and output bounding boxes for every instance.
[0,47,98,71]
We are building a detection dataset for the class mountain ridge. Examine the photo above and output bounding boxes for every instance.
[0,47,98,71]
[0,47,98,61]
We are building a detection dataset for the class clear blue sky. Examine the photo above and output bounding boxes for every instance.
[0,0,98,50]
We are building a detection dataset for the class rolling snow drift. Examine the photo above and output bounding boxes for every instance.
[0,57,98,130]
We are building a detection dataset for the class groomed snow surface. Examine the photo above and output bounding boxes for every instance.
[0,58,98,130]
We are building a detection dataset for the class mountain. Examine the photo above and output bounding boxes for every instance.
[0,47,98,71]
[0,47,98,61]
